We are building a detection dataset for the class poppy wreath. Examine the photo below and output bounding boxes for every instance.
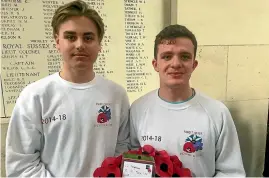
[93,145,192,177]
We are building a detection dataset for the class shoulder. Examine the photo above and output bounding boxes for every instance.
[194,89,234,129]
[18,73,59,102]
[130,89,157,112]
[195,90,229,114]
[95,75,127,95]
[12,74,59,119]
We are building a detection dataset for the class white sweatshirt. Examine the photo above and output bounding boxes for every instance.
[5,72,130,177]
[130,89,246,177]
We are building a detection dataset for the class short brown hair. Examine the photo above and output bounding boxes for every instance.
[154,24,197,59]
[51,0,105,42]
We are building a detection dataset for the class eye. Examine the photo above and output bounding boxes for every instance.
[161,55,172,61]
[84,36,94,41]
[65,35,76,41]
[181,54,191,61]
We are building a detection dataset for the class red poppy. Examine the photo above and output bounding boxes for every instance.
[156,150,170,158]
[97,113,108,123]
[127,147,142,155]
[93,167,106,177]
[93,146,193,177]
[173,167,192,177]
[142,145,156,156]
[93,166,121,177]
[183,142,195,153]
[101,157,119,168]
[170,155,183,168]
[155,151,173,177]
[115,155,122,168]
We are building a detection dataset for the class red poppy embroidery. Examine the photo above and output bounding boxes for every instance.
[183,142,196,153]
[97,113,108,123]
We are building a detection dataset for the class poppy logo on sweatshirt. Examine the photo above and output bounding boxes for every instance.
[97,105,111,123]
[183,134,203,153]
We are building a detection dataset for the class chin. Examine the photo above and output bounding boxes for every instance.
[74,63,92,70]
[166,80,186,88]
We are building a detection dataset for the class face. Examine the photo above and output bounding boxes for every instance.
[55,16,101,72]
[152,37,198,89]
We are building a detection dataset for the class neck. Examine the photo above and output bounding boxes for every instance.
[159,84,193,103]
[60,66,95,84]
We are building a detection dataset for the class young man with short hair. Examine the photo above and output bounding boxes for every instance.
[130,24,246,177]
[5,0,130,177]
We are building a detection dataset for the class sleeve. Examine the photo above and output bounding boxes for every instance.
[214,105,246,177]
[114,89,131,156]
[5,91,52,177]
[129,103,141,150]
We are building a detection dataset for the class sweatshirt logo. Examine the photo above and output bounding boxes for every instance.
[183,134,203,153]
[97,105,111,123]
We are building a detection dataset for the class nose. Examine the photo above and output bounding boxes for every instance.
[75,37,85,50]
[171,56,182,68]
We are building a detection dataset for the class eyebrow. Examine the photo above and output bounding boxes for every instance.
[63,31,95,36]
[160,51,192,56]
[181,51,192,55]
[160,51,173,56]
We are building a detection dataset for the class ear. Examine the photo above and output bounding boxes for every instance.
[54,34,60,50]
[152,59,159,72]
[193,60,198,70]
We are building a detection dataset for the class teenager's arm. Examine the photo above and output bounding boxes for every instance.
[129,104,141,150]
[115,90,131,156]
[5,91,52,177]
[214,106,246,177]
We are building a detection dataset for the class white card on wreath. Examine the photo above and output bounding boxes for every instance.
[122,161,153,177]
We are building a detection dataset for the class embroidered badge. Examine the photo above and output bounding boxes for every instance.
[97,105,111,123]
[183,134,203,153]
